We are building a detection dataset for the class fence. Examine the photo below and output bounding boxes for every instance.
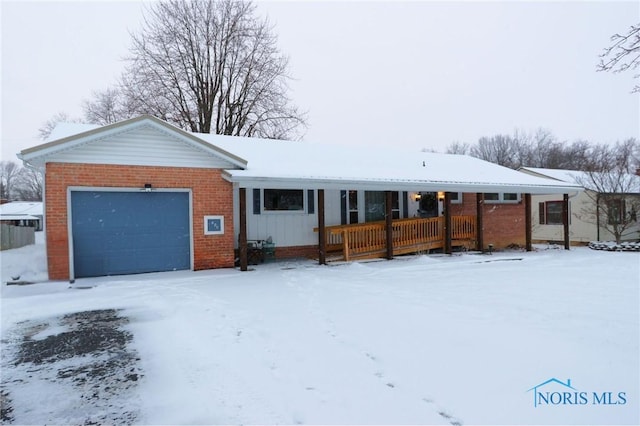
[1,224,36,251]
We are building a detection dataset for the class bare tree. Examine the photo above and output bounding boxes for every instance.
[469,134,521,168]
[451,129,599,171]
[97,0,306,139]
[575,139,640,244]
[83,88,130,125]
[598,23,640,93]
[445,141,471,155]
[15,167,44,201]
[0,161,44,201]
[0,161,22,201]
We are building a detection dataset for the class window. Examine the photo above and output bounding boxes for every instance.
[364,191,400,222]
[449,192,462,204]
[263,189,304,211]
[539,201,564,225]
[483,192,521,203]
[348,190,359,223]
[607,199,625,225]
[391,191,400,219]
[365,191,386,222]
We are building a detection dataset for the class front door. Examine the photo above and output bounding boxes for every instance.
[418,192,438,217]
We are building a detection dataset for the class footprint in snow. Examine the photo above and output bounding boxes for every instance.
[438,410,463,426]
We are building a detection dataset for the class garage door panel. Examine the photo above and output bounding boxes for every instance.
[71,191,190,278]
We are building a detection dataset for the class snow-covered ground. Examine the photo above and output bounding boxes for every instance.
[1,234,638,425]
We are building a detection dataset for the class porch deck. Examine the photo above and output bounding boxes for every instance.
[318,216,477,261]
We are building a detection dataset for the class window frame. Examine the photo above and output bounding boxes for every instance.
[483,192,521,204]
[262,188,307,214]
[449,192,463,204]
[538,200,571,225]
[606,199,626,225]
[543,201,564,225]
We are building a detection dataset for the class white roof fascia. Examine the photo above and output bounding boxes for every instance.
[0,215,39,221]
[19,115,247,169]
[222,172,583,194]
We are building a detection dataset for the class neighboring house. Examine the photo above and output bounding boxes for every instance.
[519,167,640,244]
[0,201,43,231]
[18,115,580,281]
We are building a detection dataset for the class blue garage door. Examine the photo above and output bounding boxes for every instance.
[71,191,190,278]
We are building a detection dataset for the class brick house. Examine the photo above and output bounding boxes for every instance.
[19,115,581,281]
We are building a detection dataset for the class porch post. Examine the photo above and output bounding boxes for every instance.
[476,192,484,252]
[239,187,248,271]
[444,192,452,254]
[318,189,326,265]
[525,193,532,252]
[563,193,570,250]
[385,190,393,260]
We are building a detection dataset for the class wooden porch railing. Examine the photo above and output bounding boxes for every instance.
[318,216,476,261]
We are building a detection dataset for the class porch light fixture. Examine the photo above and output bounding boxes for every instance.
[144,183,152,192]
[437,191,445,201]
[414,193,422,202]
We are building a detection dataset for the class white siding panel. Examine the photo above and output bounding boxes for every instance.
[233,188,346,248]
[46,125,237,169]
[247,191,317,247]
[531,192,597,243]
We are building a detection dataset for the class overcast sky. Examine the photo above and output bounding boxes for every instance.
[1,1,639,161]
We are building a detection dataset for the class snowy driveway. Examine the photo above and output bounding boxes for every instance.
[1,241,639,425]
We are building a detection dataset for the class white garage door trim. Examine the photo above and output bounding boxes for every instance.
[66,186,194,282]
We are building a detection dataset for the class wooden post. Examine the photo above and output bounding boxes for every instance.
[318,189,326,265]
[525,193,532,252]
[385,191,393,260]
[476,192,484,252]
[563,193,570,250]
[343,231,350,261]
[239,187,248,271]
[444,192,452,254]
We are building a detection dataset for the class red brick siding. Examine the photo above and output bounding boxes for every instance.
[45,163,234,280]
[274,245,318,260]
[450,193,526,249]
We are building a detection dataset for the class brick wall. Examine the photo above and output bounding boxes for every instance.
[45,163,235,280]
[274,244,318,260]
[450,193,526,249]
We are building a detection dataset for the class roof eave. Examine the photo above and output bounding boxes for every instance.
[224,174,583,194]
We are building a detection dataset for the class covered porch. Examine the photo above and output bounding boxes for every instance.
[219,141,582,271]
[234,188,575,270]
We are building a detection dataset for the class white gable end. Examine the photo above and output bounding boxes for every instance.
[34,124,240,169]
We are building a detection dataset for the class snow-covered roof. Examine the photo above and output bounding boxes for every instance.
[47,122,100,142]
[0,202,43,217]
[20,116,582,194]
[520,167,640,194]
[199,134,582,194]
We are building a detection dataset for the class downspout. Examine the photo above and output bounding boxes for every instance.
[596,193,600,241]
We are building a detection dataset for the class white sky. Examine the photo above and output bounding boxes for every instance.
[1,1,639,160]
